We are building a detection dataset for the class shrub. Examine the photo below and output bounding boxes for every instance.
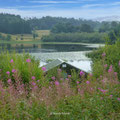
[0,51,46,85]
[87,41,120,79]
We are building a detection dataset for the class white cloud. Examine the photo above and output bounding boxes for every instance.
[81,2,120,9]
[111,2,120,6]
[30,0,82,4]
[82,4,104,8]
[0,6,120,19]
[7,5,51,9]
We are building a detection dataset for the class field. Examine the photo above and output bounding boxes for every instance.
[0,30,50,42]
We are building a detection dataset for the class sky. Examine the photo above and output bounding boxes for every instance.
[0,0,120,19]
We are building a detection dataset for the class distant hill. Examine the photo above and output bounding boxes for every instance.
[94,16,120,22]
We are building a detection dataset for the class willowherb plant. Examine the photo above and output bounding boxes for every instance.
[0,52,120,119]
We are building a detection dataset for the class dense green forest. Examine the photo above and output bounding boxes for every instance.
[41,32,106,43]
[0,13,31,34]
[0,13,120,43]
[28,16,100,30]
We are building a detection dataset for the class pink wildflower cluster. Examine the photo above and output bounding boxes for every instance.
[80,71,85,76]
[32,76,36,80]
[12,69,16,73]
[108,65,113,73]
[102,52,106,57]
[119,60,120,66]
[10,59,14,63]
[55,81,59,86]
[98,88,107,94]
[26,59,31,63]
[86,81,90,84]
[6,71,10,75]
[42,67,46,71]
[51,76,55,80]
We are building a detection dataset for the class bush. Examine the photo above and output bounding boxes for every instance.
[87,41,120,79]
[0,51,46,85]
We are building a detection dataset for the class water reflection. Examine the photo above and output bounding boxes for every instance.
[0,43,95,53]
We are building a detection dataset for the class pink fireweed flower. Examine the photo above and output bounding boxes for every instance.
[101,79,105,83]
[21,84,24,87]
[33,86,38,89]
[26,59,31,63]
[100,75,102,78]
[114,72,117,76]
[98,88,101,90]
[6,71,10,75]
[89,73,92,76]
[7,79,11,84]
[68,75,71,78]
[80,71,85,76]
[10,59,14,63]
[90,88,93,91]
[32,76,36,80]
[76,81,79,84]
[109,95,113,98]
[110,65,113,69]
[50,81,53,84]
[86,81,90,84]
[12,69,16,73]
[104,64,108,68]
[55,81,59,86]
[37,80,40,82]
[60,78,64,80]
[100,89,107,94]
[101,97,103,100]
[42,67,46,71]
[51,76,55,80]
[57,69,62,72]
[66,78,69,80]
[32,82,36,86]
[78,88,80,92]
[119,61,120,66]
[108,68,112,73]
[117,98,120,101]
[102,52,106,57]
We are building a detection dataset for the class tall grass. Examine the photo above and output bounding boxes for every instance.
[0,51,47,85]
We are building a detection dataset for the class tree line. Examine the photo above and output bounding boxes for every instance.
[0,13,120,44]
[41,32,106,43]
[0,13,31,34]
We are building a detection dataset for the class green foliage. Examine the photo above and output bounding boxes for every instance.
[28,16,100,30]
[6,34,11,41]
[80,23,94,33]
[0,51,44,84]
[88,41,120,79]
[0,13,31,34]
[51,23,94,33]
[0,33,12,41]
[41,32,106,43]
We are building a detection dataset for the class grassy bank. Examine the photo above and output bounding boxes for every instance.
[0,40,105,46]
[0,30,50,42]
